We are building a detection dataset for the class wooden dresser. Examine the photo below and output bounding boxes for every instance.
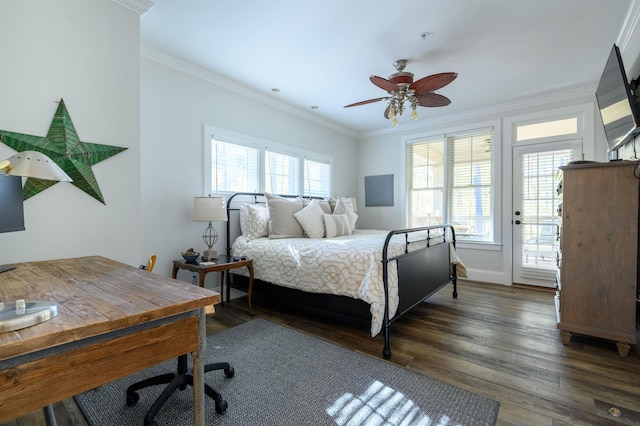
[556,160,639,357]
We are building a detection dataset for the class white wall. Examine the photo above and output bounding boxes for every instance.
[0,1,142,267]
[140,56,359,282]
[614,0,640,160]
[2,0,637,290]
[356,2,640,286]
[357,91,607,285]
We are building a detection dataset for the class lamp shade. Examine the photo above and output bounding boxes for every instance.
[0,151,72,181]
[193,196,228,222]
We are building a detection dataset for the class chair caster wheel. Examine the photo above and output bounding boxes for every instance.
[126,392,139,406]
[215,399,228,414]
[225,367,235,378]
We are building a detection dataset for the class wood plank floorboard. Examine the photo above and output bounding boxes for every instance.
[3,280,639,426]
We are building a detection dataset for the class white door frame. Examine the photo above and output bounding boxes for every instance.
[512,140,582,287]
[502,102,597,287]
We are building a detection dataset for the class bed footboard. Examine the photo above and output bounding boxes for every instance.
[381,225,458,359]
[225,192,459,359]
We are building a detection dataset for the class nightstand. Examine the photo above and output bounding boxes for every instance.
[172,255,255,314]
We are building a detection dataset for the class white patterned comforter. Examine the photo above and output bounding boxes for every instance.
[231,229,453,336]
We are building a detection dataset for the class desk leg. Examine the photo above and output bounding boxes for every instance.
[220,271,225,306]
[192,308,206,426]
[247,263,255,315]
[225,270,231,303]
[43,405,57,426]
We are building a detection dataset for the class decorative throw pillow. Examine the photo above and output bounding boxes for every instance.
[245,204,269,240]
[323,213,352,238]
[265,192,304,238]
[333,197,358,232]
[317,199,332,214]
[294,200,325,239]
[328,197,337,213]
[239,203,249,236]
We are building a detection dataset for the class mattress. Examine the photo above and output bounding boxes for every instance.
[231,229,442,336]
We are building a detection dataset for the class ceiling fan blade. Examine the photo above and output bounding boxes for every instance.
[416,93,452,107]
[370,75,399,92]
[344,97,388,108]
[410,72,458,94]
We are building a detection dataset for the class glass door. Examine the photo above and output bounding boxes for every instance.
[512,141,579,286]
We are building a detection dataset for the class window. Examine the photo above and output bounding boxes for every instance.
[204,125,332,196]
[303,158,331,197]
[265,150,300,195]
[407,128,494,242]
[211,139,259,193]
[516,117,578,142]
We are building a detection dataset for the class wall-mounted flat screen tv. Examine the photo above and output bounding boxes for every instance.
[595,44,640,152]
[0,175,25,233]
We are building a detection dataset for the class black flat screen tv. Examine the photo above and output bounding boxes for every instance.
[0,175,25,233]
[595,44,640,152]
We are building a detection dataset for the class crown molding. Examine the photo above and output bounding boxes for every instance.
[617,0,640,53]
[142,42,596,141]
[360,85,595,139]
[140,45,358,138]
[112,0,154,15]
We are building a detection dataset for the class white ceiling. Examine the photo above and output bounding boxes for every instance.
[140,0,634,136]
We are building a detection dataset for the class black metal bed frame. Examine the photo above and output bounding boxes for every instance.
[225,192,458,358]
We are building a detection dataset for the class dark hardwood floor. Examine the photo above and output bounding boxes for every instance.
[3,280,640,426]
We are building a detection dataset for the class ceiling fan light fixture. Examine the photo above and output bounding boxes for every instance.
[344,59,457,127]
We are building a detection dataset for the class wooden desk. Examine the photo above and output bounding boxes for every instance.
[173,255,255,314]
[0,256,219,426]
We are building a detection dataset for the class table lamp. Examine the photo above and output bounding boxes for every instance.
[193,196,228,261]
[0,150,73,182]
[0,151,73,273]
[0,150,72,333]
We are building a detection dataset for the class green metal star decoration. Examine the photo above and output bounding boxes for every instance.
[0,98,127,204]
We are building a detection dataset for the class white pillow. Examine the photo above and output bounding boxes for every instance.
[294,200,325,239]
[333,197,358,232]
[239,203,249,236]
[317,199,332,214]
[328,197,337,213]
[323,213,352,238]
[245,204,269,240]
[265,192,304,238]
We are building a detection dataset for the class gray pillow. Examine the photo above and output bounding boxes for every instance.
[265,193,304,238]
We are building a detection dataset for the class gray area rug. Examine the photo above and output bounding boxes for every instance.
[75,319,499,426]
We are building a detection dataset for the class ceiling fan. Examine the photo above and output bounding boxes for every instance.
[344,59,457,126]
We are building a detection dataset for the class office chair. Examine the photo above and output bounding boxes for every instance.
[139,254,156,272]
[126,256,234,426]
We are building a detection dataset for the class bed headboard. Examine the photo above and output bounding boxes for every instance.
[225,192,324,256]
[226,192,261,257]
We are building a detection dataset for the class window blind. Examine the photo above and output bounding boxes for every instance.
[406,128,495,242]
[447,130,494,241]
[265,150,300,195]
[519,148,572,270]
[407,139,445,227]
[212,139,258,193]
[304,158,331,197]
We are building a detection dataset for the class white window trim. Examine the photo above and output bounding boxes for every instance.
[401,119,502,250]
[203,124,333,196]
[505,103,595,158]
[501,103,596,285]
